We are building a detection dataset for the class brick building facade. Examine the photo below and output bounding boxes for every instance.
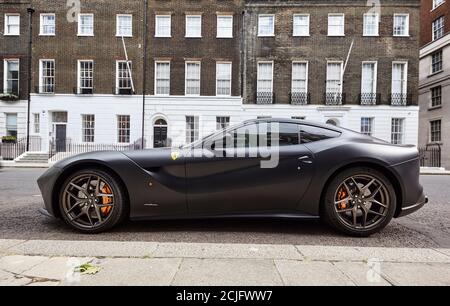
[0,0,421,154]
[419,0,450,169]
[0,0,30,140]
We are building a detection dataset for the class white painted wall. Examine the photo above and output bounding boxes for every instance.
[30,94,419,152]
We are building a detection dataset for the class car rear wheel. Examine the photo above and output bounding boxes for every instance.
[59,169,128,234]
[322,167,396,237]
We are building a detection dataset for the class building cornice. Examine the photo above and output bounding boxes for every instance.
[420,32,450,57]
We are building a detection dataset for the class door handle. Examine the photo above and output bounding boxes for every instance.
[298,156,313,164]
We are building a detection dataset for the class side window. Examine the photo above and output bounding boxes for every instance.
[233,123,259,149]
[277,123,300,146]
[300,125,341,144]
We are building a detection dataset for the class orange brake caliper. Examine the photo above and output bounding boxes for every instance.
[337,187,348,210]
[101,185,113,216]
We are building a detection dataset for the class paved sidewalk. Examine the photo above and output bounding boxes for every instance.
[1,239,449,286]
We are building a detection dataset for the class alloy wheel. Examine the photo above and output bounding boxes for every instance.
[334,174,390,230]
[62,173,115,229]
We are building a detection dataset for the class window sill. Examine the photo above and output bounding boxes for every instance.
[185,36,202,38]
[155,35,172,38]
[431,2,445,12]
[393,35,410,38]
[216,36,233,39]
[293,34,310,37]
[39,33,56,37]
[328,34,345,37]
[428,70,443,77]
[427,141,443,146]
[77,34,94,37]
[258,34,275,37]
[428,105,442,111]
[3,34,20,37]
[363,34,379,37]
[116,35,133,38]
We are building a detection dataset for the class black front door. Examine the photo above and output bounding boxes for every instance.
[153,119,168,148]
[185,122,315,215]
[55,124,67,152]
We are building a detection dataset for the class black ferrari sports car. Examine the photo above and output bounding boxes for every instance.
[37,119,427,236]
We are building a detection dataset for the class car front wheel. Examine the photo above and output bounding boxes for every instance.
[59,168,128,234]
[322,167,397,237]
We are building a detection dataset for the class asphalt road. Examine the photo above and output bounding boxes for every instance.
[0,168,449,248]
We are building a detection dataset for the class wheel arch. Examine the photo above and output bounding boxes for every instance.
[319,161,403,218]
[51,161,130,219]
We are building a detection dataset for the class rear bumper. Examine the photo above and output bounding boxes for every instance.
[397,195,428,218]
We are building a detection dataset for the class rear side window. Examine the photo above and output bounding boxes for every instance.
[300,125,341,144]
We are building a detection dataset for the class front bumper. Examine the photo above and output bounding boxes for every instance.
[37,165,63,218]
[397,194,428,218]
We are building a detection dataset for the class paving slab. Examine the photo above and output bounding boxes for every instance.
[7,240,158,258]
[274,260,355,286]
[333,261,391,286]
[381,263,450,286]
[153,243,302,260]
[24,257,93,281]
[297,245,450,263]
[70,258,182,286]
[0,255,48,275]
[172,258,283,286]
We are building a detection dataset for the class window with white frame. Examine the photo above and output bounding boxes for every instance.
[433,0,445,9]
[257,62,273,103]
[78,60,94,94]
[40,14,55,35]
[185,62,201,95]
[431,50,443,74]
[432,16,445,41]
[391,62,407,104]
[292,62,308,93]
[328,14,345,36]
[186,15,202,38]
[217,15,233,38]
[34,113,40,134]
[4,59,19,95]
[430,119,442,143]
[39,60,55,94]
[117,115,130,143]
[293,14,310,36]
[363,13,379,36]
[186,116,199,143]
[393,14,409,36]
[116,61,133,94]
[5,113,18,137]
[155,61,170,95]
[117,14,132,37]
[326,62,343,94]
[78,14,94,36]
[4,14,20,35]
[361,117,374,136]
[361,62,377,103]
[155,15,171,37]
[216,62,232,96]
[216,116,230,130]
[431,86,442,108]
[391,118,405,144]
[258,15,275,36]
[82,114,95,143]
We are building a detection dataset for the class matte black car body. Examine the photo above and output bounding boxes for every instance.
[38,119,427,226]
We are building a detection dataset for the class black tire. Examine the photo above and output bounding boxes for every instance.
[59,168,128,234]
[322,167,396,237]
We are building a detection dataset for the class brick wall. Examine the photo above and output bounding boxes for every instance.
[421,0,450,46]
[243,0,421,106]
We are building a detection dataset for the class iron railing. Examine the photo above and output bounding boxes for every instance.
[390,93,413,106]
[419,144,441,168]
[290,92,310,105]
[359,93,381,105]
[113,87,134,95]
[324,92,346,105]
[35,85,55,94]
[256,92,274,104]
[49,139,143,159]
[73,87,95,95]
[0,136,42,161]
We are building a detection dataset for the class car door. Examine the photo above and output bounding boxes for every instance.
[185,121,315,215]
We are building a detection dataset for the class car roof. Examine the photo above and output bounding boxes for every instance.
[242,118,345,133]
